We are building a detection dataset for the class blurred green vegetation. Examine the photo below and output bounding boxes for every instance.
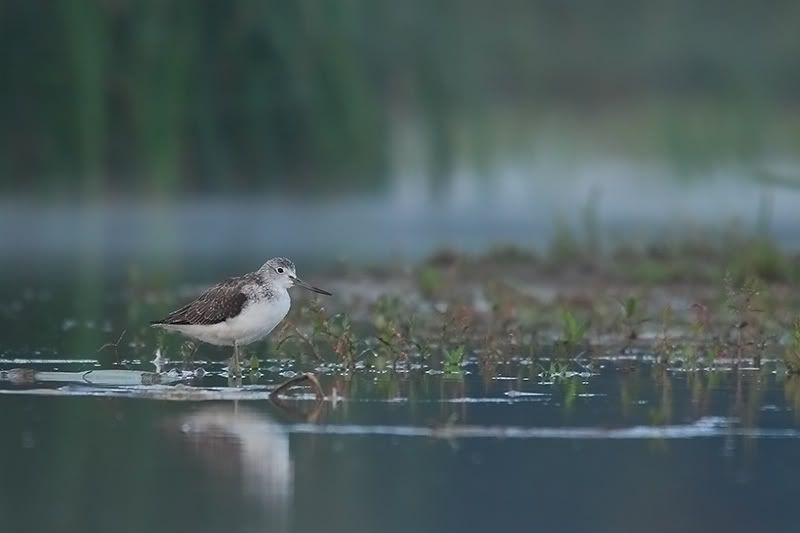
[1,0,799,196]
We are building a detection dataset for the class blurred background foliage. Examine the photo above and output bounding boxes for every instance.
[1,0,799,198]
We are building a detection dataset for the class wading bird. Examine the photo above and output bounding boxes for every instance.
[151,257,331,380]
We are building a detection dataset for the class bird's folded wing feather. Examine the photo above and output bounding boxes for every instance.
[152,277,249,325]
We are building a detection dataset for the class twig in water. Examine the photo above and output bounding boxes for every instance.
[270,372,324,401]
[97,329,127,361]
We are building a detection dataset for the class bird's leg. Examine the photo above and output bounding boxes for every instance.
[180,340,198,372]
[229,341,242,387]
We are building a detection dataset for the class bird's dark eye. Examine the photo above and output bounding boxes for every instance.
[277,267,284,274]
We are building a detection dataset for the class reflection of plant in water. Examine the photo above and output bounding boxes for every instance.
[687,371,711,418]
[619,365,642,419]
[650,365,672,425]
[561,376,583,413]
[732,371,765,461]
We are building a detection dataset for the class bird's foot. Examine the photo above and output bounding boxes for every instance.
[227,355,243,387]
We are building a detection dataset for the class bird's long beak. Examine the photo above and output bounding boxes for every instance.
[290,275,332,296]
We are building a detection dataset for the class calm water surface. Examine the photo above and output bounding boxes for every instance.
[1,366,800,533]
[2,277,800,533]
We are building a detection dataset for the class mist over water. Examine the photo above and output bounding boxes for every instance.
[4,149,800,276]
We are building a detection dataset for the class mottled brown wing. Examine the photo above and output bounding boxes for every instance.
[152,277,249,326]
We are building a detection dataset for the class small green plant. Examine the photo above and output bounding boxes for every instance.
[539,359,571,381]
[557,309,588,356]
[549,219,582,262]
[784,318,800,375]
[274,306,366,370]
[729,237,789,283]
[417,266,444,299]
[373,296,408,366]
[686,302,711,367]
[618,296,646,341]
[443,345,466,373]
[655,305,673,364]
[689,303,710,338]
[723,272,765,362]
[319,313,359,369]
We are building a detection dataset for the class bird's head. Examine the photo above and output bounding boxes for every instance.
[259,257,332,295]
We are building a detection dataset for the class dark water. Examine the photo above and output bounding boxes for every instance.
[1,366,800,533]
[2,277,800,533]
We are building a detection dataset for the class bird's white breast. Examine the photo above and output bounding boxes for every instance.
[227,291,291,345]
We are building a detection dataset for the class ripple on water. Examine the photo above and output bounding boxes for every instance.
[282,417,800,440]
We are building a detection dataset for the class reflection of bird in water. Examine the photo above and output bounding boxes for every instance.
[167,406,292,531]
[151,257,331,381]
